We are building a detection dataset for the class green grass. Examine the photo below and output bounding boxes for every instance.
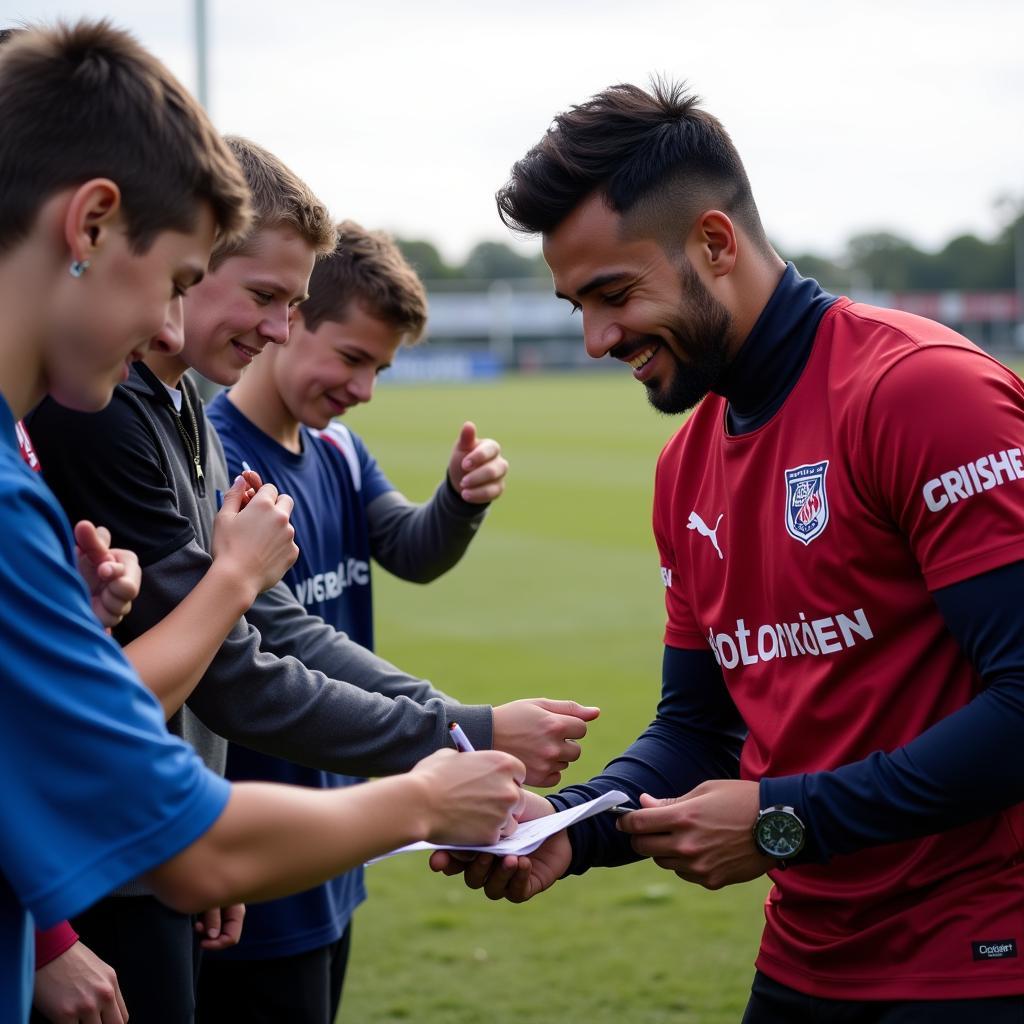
[338,372,769,1024]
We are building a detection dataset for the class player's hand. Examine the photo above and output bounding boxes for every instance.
[195,903,246,951]
[618,779,772,889]
[429,790,569,902]
[33,939,128,1023]
[447,421,508,504]
[212,474,298,596]
[411,748,526,846]
[74,520,141,630]
[492,698,600,788]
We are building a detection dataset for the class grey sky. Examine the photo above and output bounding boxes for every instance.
[12,0,1024,262]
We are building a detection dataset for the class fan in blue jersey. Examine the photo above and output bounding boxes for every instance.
[2,28,530,1024]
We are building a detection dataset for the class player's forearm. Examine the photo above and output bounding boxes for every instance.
[146,776,431,911]
[762,676,1024,863]
[763,561,1024,862]
[551,646,745,873]
[366,483,485,583]
[123,560,257,718]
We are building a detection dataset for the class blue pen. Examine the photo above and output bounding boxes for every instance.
[448,721,475,753]
[215,489,223,509]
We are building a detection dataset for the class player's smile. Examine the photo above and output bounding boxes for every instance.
[610,338,664,383]
[628,347,657,371]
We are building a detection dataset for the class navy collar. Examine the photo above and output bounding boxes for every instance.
[714,262,837,434]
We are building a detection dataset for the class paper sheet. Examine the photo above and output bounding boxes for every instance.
[368,790,628,863]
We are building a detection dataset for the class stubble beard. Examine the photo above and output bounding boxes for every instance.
[645,259,733,416]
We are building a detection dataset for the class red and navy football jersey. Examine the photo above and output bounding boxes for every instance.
[655,298,1024,998]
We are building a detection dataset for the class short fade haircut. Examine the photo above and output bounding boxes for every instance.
[211,136,337,267]
[297,220,428,346]
[0,19,251,256]
[496,79,771,254]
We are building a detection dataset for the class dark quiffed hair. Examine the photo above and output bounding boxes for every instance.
[0,19,251,255]
[297,220,428,345]
[496,79,769,249]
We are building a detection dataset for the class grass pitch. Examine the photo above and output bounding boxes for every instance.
[338,372,769,1024]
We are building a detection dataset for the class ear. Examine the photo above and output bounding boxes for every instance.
[63,178,123,266]
[690,210,737,278]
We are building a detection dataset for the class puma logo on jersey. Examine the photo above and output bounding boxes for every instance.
[688,510,724,560]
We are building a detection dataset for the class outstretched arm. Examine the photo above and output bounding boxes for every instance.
[429,647,745,900]
[146,748,526,912]
[367,421,507,582]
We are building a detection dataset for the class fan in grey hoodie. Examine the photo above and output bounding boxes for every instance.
[28,362,595,782]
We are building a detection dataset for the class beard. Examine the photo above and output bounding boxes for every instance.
[645,258,732,415]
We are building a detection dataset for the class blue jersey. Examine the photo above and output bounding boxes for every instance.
[206,393,392,959]
[0,396,229,1019]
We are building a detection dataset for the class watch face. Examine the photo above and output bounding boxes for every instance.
[756,809,804,859]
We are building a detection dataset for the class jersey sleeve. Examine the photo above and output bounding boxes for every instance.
[761,558,1024,861]
[34,922,78,969]
[351,431,394,506]
[653,442,706,648]
[365,482,487,584]
[0,477,227,929]
[27,394,195,567]
[856,346,1024,590]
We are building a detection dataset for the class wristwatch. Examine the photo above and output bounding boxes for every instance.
[753,805,805,866]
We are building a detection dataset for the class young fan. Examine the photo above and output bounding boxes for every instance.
[198,222,508,1021]
[0,21,523,1023]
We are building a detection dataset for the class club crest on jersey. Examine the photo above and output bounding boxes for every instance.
[784,460,830,545]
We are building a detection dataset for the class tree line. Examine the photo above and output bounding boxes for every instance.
[397,210,1023,293]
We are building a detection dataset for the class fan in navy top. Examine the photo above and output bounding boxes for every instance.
[200,221,510,1024]
[204,405,387,960]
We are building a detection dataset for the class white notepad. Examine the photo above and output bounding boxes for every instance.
[369,790,629,863]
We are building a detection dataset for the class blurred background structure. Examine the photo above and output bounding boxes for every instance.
[388,214,1024,381]
[12,0,1024,384]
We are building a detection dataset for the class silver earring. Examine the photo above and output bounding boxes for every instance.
[69,259,90,278]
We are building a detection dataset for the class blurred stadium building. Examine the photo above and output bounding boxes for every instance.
[384,280,1024,384]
